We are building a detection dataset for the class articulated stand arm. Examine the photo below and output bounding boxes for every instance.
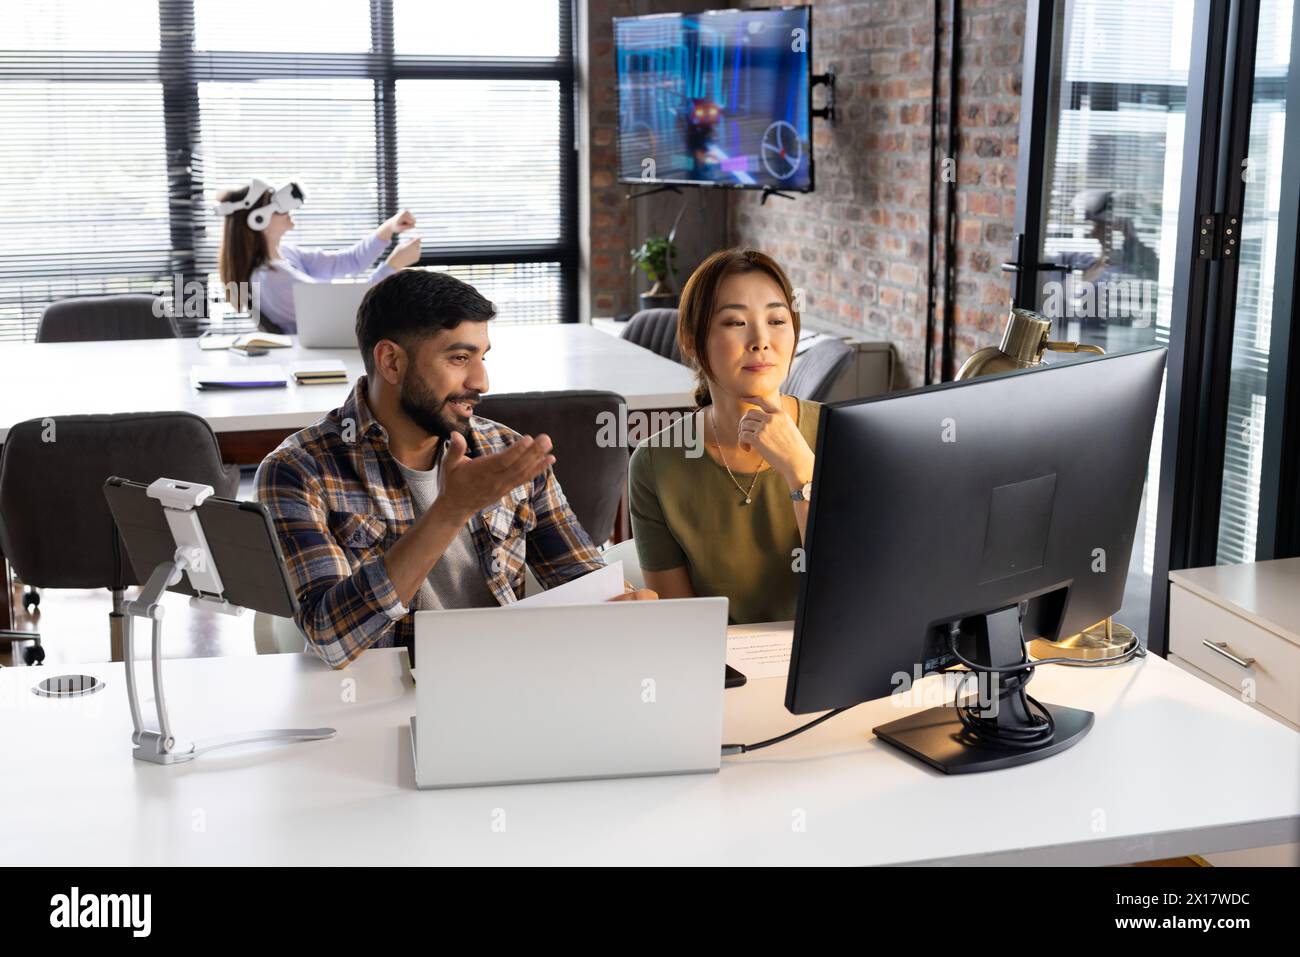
[122,554,334,766]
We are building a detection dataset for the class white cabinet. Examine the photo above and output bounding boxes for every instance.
[1168,557,1300,730]
[1168,557,1300,866]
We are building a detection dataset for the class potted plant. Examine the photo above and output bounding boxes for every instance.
[630,235,679,310]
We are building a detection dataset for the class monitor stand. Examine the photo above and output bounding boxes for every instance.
[872,606,1093,774]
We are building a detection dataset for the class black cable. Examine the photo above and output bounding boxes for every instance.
[944,617,1144,750]
[951,663,1056,749]
[948,624,1054,748]
[945,629,1145,673]
[722,619,1143,757]
[721,707,850,755]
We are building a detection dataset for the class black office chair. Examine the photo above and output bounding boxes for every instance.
[0,413,240,664]
[36,294,176,343]
[474,391,628,546]
[620,308,684,364]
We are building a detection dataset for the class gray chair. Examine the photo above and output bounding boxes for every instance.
[0,413,240,663]
[36,294,176,343]
[620,308,683,364]
[783,338,855,402]
[474,391,628,546]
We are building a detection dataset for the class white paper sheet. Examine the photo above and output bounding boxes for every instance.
[509,560,625,608]
[726,623,795,680]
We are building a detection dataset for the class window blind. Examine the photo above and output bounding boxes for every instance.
[0,0,575,341]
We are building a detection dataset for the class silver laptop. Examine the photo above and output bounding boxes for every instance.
[292,281,369,348]
[410,597,728,789]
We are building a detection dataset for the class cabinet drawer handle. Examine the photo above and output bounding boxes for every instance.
[1202,640,1256,669]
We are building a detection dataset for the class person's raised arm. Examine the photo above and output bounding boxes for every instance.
[289,231,390,280]
[383,429,555,603]
[738,395,814,544]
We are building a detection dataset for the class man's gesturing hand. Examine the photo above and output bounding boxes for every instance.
[439,430,555,518]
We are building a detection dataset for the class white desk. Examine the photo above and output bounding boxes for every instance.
[3,627,1297,866]
[0,324,697,446]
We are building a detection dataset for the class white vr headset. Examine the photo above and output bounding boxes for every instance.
[213,178,305,231]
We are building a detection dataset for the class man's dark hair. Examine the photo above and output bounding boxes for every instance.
[355,270,496,374]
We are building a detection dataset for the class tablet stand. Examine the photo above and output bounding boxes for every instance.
[121,479,335,765]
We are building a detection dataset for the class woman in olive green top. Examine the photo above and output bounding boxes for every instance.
[628,249,820,623]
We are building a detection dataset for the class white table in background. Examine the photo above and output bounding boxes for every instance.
[0,323,695,626]
[0,323,697,447]
[2,624,1296,866]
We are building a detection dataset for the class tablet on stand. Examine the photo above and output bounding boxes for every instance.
[104,477,335,765]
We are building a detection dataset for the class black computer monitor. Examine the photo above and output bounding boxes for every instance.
[786,347,1166,773]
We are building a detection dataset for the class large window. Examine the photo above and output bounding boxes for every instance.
[1017,0,1300,651]
[0,0,576,340]
[196,79,382,257]
[1029,0,1195,648]
[1215,0,1293,564]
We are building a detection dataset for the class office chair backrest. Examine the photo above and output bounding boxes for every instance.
[0,413,240,590]
[620,309,683,364]
[474,391,628,546]
[37,294,176,343]
[783,338,855,403]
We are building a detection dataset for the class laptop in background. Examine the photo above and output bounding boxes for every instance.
[292,281,369,348]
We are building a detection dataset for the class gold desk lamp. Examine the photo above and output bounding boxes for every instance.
[956,307,1139,663]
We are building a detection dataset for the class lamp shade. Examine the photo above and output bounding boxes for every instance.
[955,308,1053,380]
[956,307,1105,381]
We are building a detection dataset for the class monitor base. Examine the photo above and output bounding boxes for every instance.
[873,701,1094,774]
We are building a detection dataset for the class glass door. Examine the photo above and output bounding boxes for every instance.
[1012,0,1299,653]
[1019,0,1198,647]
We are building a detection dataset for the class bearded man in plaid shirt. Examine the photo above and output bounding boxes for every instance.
[255,269,655,668]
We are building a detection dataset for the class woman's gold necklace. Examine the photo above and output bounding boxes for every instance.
[709,407,762,506]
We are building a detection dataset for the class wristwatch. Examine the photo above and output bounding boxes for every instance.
[790,481,813,502]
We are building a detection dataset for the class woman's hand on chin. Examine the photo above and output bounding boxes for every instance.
[737,394,814,488]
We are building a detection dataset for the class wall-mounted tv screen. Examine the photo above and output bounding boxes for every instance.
[615,6,813,193]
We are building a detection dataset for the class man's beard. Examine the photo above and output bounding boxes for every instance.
[399,370,477,443]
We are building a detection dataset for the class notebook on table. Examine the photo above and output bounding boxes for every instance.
[197,331,293,351]
[190,365,288,390]
[290,360,349,386]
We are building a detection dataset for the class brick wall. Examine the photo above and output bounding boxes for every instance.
[729,0,1026,387]
[582,0,1026,385]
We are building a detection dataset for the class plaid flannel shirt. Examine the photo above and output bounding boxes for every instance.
[254,377,605,668]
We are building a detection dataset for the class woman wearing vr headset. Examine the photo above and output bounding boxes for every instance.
[215,178,421,333]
